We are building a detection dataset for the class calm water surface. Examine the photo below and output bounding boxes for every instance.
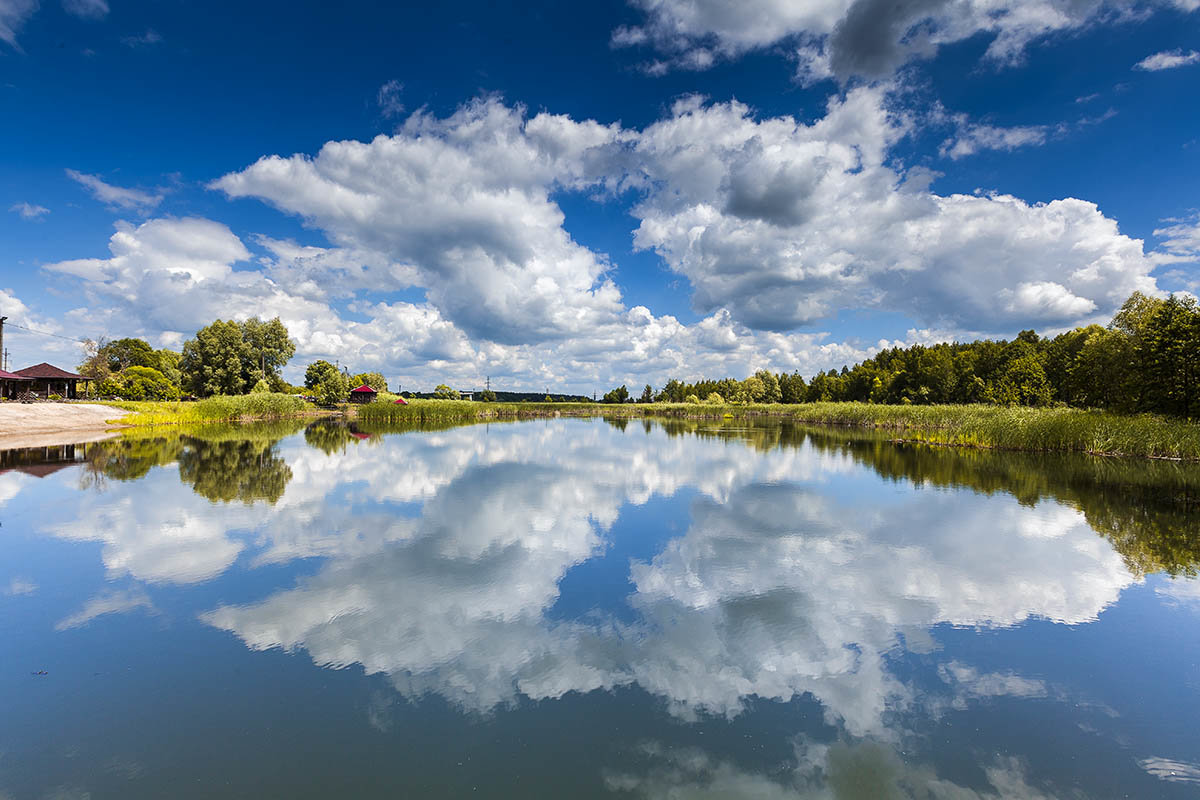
[1,417,1198,798]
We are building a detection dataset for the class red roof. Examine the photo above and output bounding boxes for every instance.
[14,362,88,380]
[350,384,377,393]
[0,369,32,381]
[394,397,408,404]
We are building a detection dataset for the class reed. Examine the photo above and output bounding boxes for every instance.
[357,399,1200,460]
[105,393,312,426]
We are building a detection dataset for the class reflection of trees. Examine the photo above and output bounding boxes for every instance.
[82,420,304,505]
[658,420,1200,578]
[82,436,183,486]
[177,439,293,505]
[304,418,357,455]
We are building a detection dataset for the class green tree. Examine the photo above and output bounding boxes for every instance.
[986,353,1053,406]
[639,384,654,403]
[1140,294,1200,417]
[754,370,782,403]
[181,320,253,397]
[305,360,340,390]
[314,373,349,406]
[241,317,297,383]
[251,378,271,394]
[479,389,497,402]
[351,372,389,392]
[433,384,459,399]
[602,385,630,403]
[779,371,807,404]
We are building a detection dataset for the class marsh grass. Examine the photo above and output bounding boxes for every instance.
[105,393,312,427]
[358,399,1200,460]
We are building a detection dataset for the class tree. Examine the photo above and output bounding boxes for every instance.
[251,378,271,394]
[779,371,807,404]
[433,384,459,399]
[181,320,253,397]
[602,385,630,403]
[479,389,497,402]
[986,353,1053,407]
[754,370,782,403]
[241,317,296,383]
[639,384,654,403]
[351,372,389,392]
[305,360,340,390]
[1139,294,1200,417]
[314,373,349,406]
[181,318,296,397]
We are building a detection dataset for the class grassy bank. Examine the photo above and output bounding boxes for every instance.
[104,393,314,427]
[356,399,1200,460]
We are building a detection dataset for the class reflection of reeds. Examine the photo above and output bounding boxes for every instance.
[358,400,1200,461]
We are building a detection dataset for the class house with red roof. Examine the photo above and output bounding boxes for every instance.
[348,383,378,404]
[13,363,93,399]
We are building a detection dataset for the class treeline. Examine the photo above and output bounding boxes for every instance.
[80,317,298,400]
[615,292,1200,418]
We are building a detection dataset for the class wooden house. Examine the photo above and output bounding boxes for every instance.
[13,363,93,399]
[0,369,33,400]
[348,384,378,404]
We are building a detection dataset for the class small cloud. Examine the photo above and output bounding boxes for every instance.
[9,201,50,220]
[1074,92,1101,104]
[55,588,156,630]
[62,0,109,20]
[66,168,163,211]
[1134,49,1200,71]
[4,576,37,595]
[121,29,163,47]
[1139,756,1200,785]
[376,79,404,119]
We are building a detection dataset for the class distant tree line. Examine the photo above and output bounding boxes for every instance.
[607,292,1200,418]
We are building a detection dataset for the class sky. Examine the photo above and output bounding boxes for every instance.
[2,0,1199,394]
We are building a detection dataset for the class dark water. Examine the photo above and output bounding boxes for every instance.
[2,416,1199,798]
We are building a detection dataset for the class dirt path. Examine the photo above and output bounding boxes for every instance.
[0,403,128,448]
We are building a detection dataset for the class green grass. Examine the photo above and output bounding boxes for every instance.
[357,399,1200,460]
[103,393,313,426]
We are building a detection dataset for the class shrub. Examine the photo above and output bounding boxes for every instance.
[685,394,701,404]
[705,393,724,405]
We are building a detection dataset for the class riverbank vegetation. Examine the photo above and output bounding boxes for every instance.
[106,393,312,426]
[353,398,1200,460]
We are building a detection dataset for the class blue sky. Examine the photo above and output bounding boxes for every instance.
[2,0,1199,392]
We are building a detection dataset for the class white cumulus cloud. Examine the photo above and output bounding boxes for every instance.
[617,0,1199,79]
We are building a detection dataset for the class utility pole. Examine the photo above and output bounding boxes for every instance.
[0,316,7,371]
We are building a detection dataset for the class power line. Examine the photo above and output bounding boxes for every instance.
[6,322,92,345]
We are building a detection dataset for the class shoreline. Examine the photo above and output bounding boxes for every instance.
[3,399,1198,462]
[0,403,130,449]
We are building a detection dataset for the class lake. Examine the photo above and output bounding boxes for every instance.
[1,416,1198,798]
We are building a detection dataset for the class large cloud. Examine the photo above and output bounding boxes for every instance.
[617,0,1200,79]
[629,89,1157,332]
[41,92,1166,387]
[212,99,629,345]
[39,215,881,391]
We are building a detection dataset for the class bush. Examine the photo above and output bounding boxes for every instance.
[251,379,272,394]
[705,393,724,405]
[685,394,701,404]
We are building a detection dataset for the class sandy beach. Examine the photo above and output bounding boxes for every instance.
[0,403,127,449]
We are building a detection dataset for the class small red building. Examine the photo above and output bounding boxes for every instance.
[348,384,378,404]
